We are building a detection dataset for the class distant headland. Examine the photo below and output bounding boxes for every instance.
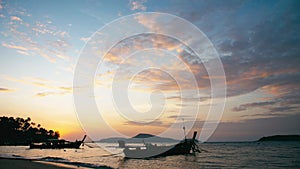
[258,135,300,142]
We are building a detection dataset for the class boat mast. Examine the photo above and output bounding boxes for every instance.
[182,118,187,140]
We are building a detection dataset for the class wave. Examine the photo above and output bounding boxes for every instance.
[39,156,67,162]
[0,154,26,159]
[0,155,114,169]
[37,156,114,169]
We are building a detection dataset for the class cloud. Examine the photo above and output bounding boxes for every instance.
[167,115,191,120]
[2,42,28,51]
[118,1,300,105]
[0,87,14,92]
[102,33,182,65]
[2,8,72,63]
[134,13,163,32]
[16,50,30,56]
[129,0,147,11]
[232,101,275,112]
[35,91,71,97]
[120,113,300,141]
[231,73,300,116]
[96,1,300,120]
[99,33,211,91]
[166,95,209,103]
[131,69,179,90]
[174,113,300,141]
[80,37,90,43]
[103,52,124,65]
[2,75,72,97]
[34,85,72,97]
[123,119,167,127]
[10,16,22,22]
[207,114,300,141]
[169,1,300,117]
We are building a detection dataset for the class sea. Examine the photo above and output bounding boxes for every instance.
[0,142,300,169]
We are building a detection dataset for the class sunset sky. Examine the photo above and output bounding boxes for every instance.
[0,0,299,141]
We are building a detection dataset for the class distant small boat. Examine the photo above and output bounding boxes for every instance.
[119,131,200,159]
[29,135,86,149]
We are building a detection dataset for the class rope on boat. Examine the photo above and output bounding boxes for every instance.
[198,147,208,152]
[82,143,124,157]
[192,143,208,153]
[83,143,95,148]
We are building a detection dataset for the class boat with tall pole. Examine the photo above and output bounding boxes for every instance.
[118,124,201,159]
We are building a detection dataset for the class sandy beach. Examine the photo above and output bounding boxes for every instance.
[0,157,81,169]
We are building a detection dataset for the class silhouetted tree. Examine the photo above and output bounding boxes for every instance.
[0,116,60,145]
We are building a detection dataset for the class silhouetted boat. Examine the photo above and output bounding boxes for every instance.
[118,131,200,159]
[29,135,86,149]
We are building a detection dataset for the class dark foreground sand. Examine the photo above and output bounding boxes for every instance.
[0,158,81,169]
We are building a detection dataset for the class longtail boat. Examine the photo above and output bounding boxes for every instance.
[119,131,200,159]
[29,135,86,149]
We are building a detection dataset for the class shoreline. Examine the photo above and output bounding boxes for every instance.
[0,157,92,169]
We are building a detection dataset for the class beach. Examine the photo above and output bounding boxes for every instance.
[0,157,79,169]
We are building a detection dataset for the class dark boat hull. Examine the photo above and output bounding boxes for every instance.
[29,135,86,149]
[29,141,82,149]
[123,140,194,159]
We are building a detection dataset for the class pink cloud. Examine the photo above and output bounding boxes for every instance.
[2,42,28,51]
[130,0,147,11]
[10,16,22,22]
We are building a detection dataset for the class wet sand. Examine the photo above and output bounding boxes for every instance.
[0,157,82,169]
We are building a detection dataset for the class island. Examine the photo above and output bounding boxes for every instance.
[258,135,300,142]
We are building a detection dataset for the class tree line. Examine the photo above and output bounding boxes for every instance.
[0,116,60,145]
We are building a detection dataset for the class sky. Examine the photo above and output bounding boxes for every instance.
[0,0,299,142]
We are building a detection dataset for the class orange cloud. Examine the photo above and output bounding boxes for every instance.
[2,42,28,51]
[103,53,122,64]
[261,83,297,97]
[135,13,162,32]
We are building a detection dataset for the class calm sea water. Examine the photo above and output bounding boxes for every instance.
[0,142,300,168]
